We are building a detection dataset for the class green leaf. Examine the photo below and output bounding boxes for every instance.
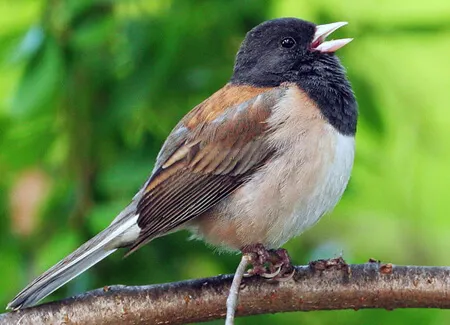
[96,154,153,198]
[69,16,115,51]
[11,35,63,118]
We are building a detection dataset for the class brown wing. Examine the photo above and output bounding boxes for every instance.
[128,84,286,254]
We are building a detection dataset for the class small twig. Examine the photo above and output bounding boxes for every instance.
[226,254,250,325]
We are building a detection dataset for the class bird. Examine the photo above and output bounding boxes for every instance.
[7,17,357,310]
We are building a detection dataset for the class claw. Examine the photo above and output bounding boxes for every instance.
[260,267,282,278]
[272,267,295,282]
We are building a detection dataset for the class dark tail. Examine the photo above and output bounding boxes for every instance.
[7,213,139,310]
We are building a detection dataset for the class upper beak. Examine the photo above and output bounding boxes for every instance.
[312,22,353,53]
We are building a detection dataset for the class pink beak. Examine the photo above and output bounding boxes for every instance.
[311,22,353,53]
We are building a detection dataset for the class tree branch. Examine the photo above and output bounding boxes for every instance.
[2,261,450,325]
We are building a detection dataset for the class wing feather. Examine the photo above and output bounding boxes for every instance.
[127,84,287,254]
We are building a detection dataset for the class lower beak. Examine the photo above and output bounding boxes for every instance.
[312,22,353,53]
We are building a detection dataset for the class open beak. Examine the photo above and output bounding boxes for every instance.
[311,22,353,53]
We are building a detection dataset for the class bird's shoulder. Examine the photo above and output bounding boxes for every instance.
[153,83,288,172]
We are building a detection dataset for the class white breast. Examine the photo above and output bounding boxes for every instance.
[229,123,354,248]
[221,87,354,248]
[268,128,355,247]
[192,86,355,250]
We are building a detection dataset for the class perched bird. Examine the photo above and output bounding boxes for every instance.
[7,17,357,310]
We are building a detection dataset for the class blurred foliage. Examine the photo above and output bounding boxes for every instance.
[1,0,450,324]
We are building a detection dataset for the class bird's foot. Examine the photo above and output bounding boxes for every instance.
[268,248,295,281]
[241,244,295,280]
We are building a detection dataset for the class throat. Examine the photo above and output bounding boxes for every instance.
[293,57,358,136]
[296,77,357,136]
[230,56,358,136]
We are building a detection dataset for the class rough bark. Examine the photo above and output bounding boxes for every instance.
[2,261,450,325]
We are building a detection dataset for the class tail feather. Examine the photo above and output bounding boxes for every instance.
[7,214,139,310]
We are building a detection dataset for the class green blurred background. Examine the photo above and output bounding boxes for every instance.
[1,0,450,324]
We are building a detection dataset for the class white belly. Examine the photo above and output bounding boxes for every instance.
[192,87,355,250]
[233,124,354,248]
[267,127,354,247]
[193,123,355,250]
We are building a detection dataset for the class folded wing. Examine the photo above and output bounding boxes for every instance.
[128,85,286,254]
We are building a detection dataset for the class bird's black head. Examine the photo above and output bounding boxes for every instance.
[231,17,357,136]
[231,17,352,86]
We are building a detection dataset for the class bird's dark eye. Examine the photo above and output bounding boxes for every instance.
[280,37,296,48]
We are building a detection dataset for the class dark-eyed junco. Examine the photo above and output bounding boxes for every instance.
[7,17,357,310]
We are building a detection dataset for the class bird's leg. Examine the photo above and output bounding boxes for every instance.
[241,244,295,280]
